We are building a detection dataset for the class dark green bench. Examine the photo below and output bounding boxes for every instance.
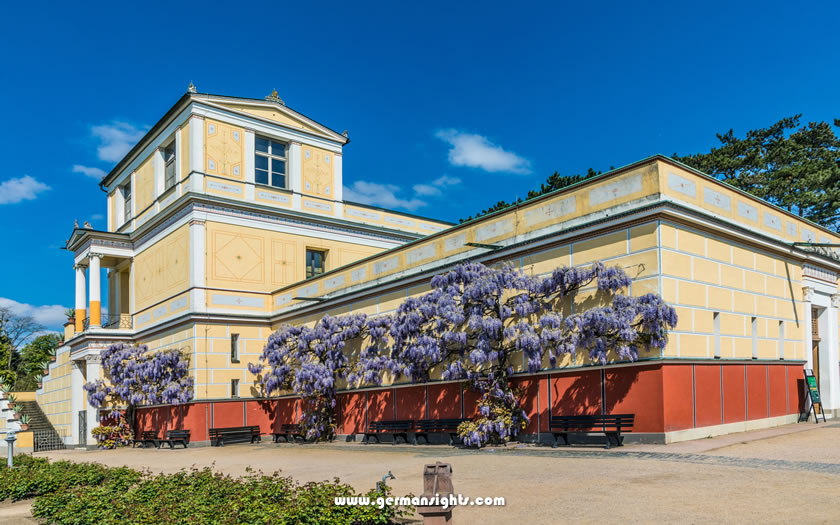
[550,414,634,449]
[363,420,414,445]
[209,425,261,446]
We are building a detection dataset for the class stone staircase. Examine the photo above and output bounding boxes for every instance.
[18,400,65,451]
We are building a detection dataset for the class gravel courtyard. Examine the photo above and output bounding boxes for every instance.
[7,422,840,524]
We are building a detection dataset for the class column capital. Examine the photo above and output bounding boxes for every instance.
[831,294,840,308]
[244,128,256,135]
[89,252,103,260]
[190,114,205,121]
[289,140,302,146]
[803,286,815,302]
[74,263,88,270]
[189,219,206,227]
[84,354,101,364]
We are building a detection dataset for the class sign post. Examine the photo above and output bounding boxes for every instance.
[804,369,826,423]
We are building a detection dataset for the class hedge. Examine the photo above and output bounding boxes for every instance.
[1,455,409,524]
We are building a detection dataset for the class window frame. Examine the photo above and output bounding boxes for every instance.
[305,249,327,279]
[231,378,239,398]
[163,141,177,192]
[231,333,240,364]
[122,182,132,224]
[254,135,288,189]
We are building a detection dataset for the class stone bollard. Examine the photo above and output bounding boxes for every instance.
[417,462,454,525]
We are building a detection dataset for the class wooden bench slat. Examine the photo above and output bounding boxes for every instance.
[549,414,635,449]
[209,425,261,447]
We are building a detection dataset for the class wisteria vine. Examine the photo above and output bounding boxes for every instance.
[252,261,677,447]
[248,314,366,440]
[84,343,194,440]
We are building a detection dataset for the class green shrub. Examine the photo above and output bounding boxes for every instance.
[4,455,411,524]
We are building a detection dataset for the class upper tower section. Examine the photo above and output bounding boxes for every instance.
[99,86,450,237]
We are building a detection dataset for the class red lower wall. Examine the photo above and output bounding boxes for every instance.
[135,362,806,439]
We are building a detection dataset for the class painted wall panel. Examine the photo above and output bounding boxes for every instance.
[338,393,365,434]
[722,365,746,424]
[213,400,244,427]
[662,364,693,431]
[395,386,426,421]
[746,365,768,420]
[427,384,461,419]
[605,365,664,433]
[768,365,787,417]
[551,370,601,416]
[367,390,394,422]
[694,364,722,428]
[246,399,277,434]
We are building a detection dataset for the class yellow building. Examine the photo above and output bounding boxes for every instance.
[39,88,840,446]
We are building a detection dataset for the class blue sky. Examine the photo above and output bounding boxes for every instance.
[1,1,838,330]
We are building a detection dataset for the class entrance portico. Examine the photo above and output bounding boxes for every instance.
[801,273,840,417]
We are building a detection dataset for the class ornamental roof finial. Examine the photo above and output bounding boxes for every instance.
[187,81,197,94]
[265,89,285,105]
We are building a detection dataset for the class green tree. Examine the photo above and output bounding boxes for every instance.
[17,333,61,390]
[674,116,840,231]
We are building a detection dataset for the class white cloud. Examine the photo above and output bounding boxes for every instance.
[343,181,428,211]
[0,297,69,330]
[0,176,50,205]
[435,129,531,174]
[72,164,107,180]
[91,121,147,162]
[412,174,462,197]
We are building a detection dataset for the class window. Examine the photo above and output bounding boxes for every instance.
[163,142,176,191]
[713,312,721,358]
[778,320,785,359]
[122,182,132,223]
[255,137,287,188]
[306,249,326,279]
[231,333,240,363]
[231,379,239,398]
[751,317,758,359]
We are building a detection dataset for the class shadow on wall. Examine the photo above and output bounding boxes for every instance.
[557,367,641,415]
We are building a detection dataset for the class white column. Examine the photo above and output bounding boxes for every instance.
[189,115,205,193]
[825,294,840,412]
[88,254,102,328]
[71,361,84,446]
[803,287,814,370]
[333,152,344,218]
[85,356,101,446]
[244,129,255,201]
[290,141,302,210]
[74,264,87,332]
[189,219,206,311]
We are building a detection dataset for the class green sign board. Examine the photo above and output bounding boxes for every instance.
[806,375,821,404]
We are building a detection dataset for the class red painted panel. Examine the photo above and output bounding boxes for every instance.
[276,398,299,426]
[662,364,693,432]
[395,386,426,421]
[213,400,244,428]
[510,378,541,434]
[694,364,722,428]
[768,365,787,417]
[170,403,209,442]
[787,363,805,415]
[539,375,550,431]
[463,387,481,418]
[605,365,664,433]
[246,400,276,435]
[427,383,461,419]
[746,365,768,420]
[722,365,746,424]
[135,407,168,437]
[338,393,365,434]
[551,369,601,416]
[367,390,394,422]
